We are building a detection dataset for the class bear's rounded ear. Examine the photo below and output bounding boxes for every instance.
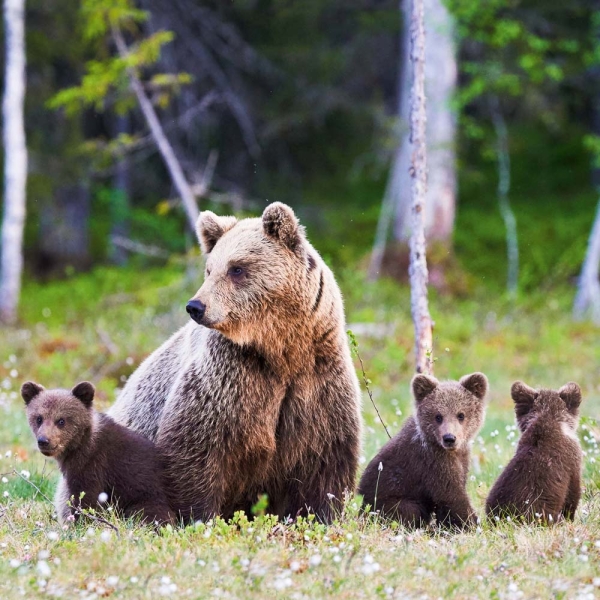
[411,374,439,403]
[558,382,582,415]
[262,202,305,252]
[511,381,537,420]
[71,382,95,408]
[196,211,238,254]
[21,381,45,405]
[460,372,488,401]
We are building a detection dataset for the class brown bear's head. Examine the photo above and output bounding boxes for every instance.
[412,372,488,452]
[188,202,326,347]
[511,381,581,434]
[22,381,95,459]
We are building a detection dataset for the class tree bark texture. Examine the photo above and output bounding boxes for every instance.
[573,198,600,323]
[0,0,28,324]
[394,0,457,244]
[112,26,199,230]
[408,0,433,375]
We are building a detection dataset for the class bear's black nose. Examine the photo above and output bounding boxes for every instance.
[37,436,49,448]
[186,299,206,324]
[442,434,456,447]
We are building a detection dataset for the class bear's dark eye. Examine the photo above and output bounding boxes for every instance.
[36,415,43,426]
[457,413,465,422]
[228,266,245,279]
[56,418,66,428]
[435,414,443,424]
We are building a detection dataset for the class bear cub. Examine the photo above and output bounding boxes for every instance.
[358,372,488,528]
[22,381,172,525]
[486,381,583,524]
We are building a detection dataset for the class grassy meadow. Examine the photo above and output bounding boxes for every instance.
[0,248,599,598]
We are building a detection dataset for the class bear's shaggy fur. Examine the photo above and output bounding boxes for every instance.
[108,203,362,522]
[358,373,488,528]
[486,381,583,523]
[23,381,172,525]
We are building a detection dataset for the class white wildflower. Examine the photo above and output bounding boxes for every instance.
[47,531,59,541]
[37,560,51,577]
[289,561,301,572]
[308,554,322,567]
[98,492,108,504]
[100,530,112,542]
[107,576,119,587]
[9,559,20,568]
[19,470,29,479]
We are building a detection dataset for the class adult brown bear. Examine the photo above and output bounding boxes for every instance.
[108,202,362,522]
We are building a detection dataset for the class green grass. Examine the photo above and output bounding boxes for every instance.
[0,261,600,598]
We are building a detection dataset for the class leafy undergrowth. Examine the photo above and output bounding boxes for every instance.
[1,264,600,598]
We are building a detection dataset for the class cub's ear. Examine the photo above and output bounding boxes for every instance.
[262,202,305,252]
[558,382,582,415]
[412,374,439,403]
[196,211,238,254]
[460,372,488,401]
[511,381,537,424]
[21,381,45,405]
[71,382,95,408]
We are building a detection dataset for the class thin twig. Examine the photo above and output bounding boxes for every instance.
[72,506,120,536]
[347,331,391,439]
[12,468,53,504]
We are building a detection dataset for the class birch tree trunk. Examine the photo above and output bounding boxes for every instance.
[0,0,28,324]
[573,198,600,323]
[394,0,457,243]
[408,0,434,375]
[112,26,199,230]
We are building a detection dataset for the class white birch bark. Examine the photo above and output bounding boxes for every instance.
[408,0,433,375]
[0,0,28,324]
[112,26,199,230]
[573,199,600,323]
[394,0,457,243]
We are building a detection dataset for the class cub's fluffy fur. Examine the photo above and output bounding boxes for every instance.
[359,373,488,528]
[486,381,583,523]
[23,381,171,525]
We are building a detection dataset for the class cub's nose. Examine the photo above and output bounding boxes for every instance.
[186,299,206,324]
[442,434,456,448]
[37,436,49,449]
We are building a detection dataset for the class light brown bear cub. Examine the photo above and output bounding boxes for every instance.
[23,381,172,525]
[486,381,583,523]
[359,373,488,528]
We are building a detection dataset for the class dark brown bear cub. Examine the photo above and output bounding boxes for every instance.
[486,381,583,524]
[22,381,172,526]
[358,372,488,528]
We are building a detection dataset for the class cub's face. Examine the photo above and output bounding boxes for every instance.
[187,203,317,344]
[21,382,95,459]
[413,373,488,452]
[511,381,581,433]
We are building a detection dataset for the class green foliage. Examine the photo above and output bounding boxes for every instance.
[48,0,187,117]
[448,0,583,106]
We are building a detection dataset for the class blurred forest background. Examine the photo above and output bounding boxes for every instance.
[0,0,599,403]
[2,0,600,296]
